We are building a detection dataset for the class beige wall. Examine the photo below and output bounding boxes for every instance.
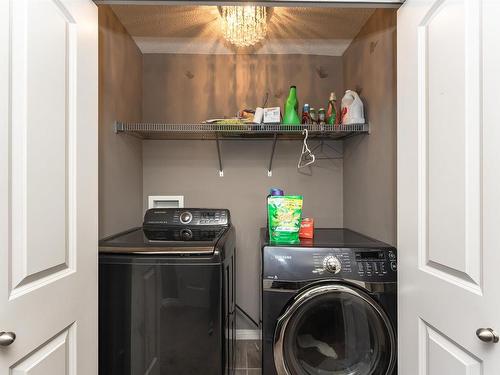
[143,140,343,321]
[141,53,345,320]
[99,6,143,237]
[98,10,397,321]
[342,9,397,245]
[143,54,343,123]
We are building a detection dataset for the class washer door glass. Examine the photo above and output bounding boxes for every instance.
[280,285,395,375]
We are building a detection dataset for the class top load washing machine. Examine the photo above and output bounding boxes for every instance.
[261,228,397,375]
[99,208,236,375]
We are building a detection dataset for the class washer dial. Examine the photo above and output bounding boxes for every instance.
[179,211,193,224]
[323,256,342,274]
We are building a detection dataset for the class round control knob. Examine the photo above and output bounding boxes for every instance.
[180,229,193,240]
[323,256,341,274]
[179,211,193,224]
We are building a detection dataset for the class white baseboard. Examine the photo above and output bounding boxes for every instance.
[236,329,261,341]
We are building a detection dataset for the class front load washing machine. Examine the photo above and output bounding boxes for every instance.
[261,228,397,375]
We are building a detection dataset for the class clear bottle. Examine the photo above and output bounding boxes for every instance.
[318,108,326,125]
[310,108,318,124]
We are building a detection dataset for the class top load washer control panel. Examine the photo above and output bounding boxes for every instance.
[143,208,230,227]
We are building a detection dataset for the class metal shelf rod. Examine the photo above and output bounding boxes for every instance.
[215,133,223,177]
[267,133,278,177]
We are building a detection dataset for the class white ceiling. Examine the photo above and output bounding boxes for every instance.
[110,5,375,56]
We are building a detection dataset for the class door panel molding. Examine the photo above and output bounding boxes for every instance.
[416,0,482,294]
[10,323,76,375]
[9,0,78,298]
[419,319,482,374]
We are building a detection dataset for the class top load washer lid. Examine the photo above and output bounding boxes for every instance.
[261,228,392,248]
[99,227,228,254]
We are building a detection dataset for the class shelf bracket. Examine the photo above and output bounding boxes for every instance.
[215,133,224,177]
[114,121,124,134]
[267,133,278,177]
[311,140,343,160]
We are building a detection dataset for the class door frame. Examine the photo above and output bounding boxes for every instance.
[92,0,404,9]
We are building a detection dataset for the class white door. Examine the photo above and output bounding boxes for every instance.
[398,0,500,374]
[0,0,98,374]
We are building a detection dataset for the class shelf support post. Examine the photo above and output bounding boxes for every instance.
[267,133,278,177]
[215,133,224,177]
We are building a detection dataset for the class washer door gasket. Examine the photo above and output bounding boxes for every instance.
[273,283,396,375]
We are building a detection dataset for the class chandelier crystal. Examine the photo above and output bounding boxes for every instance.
[219,6,268,47]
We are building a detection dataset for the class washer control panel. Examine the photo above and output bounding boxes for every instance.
[355,249,397,277]
[144,208,230,227]
[263,246,397,283]
[312,250,353,275]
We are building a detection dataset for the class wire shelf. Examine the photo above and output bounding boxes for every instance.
[114,122,369,140]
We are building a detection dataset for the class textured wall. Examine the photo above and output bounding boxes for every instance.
[142,140,343,322]
[99,6,143,238]
[342,9,397,245]
[143,54,343,123]
[98,9,397,323]
[141,53,346,321]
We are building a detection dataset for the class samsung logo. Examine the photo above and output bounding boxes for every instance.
[274,255,292,261]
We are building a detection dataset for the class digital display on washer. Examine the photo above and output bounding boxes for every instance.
[355,251,386,261]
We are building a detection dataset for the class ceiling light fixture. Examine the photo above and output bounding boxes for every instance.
[219,6,268,47]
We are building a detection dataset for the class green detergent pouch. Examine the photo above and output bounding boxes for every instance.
[268,195,303,244]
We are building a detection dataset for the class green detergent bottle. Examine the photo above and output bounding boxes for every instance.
[327,92,338,125]
[283,86,301,125]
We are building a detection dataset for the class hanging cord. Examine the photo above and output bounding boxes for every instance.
[298,128,316,169]
[236,304,260,328]
[261,92,269,108]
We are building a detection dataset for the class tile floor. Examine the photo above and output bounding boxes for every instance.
[235,340,262,374]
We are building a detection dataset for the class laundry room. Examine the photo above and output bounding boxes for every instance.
[97,2,397,374]
[3,0,498,374]
[97,1,396,374]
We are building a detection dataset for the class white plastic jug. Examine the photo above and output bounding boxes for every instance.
[341,90,365,124]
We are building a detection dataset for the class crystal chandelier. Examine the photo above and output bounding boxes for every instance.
[219,6,268,47]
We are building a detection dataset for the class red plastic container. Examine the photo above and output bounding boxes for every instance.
[299,218,314,239]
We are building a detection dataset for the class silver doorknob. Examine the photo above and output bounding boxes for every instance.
[0,332,16,346]
[476,328,499,343]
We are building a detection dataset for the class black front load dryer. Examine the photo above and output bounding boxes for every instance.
[261,228,397,375]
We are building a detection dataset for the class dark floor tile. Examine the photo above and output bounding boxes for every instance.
[235,340,247,369]
[249,339,261,351]
[246,340,262,369]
